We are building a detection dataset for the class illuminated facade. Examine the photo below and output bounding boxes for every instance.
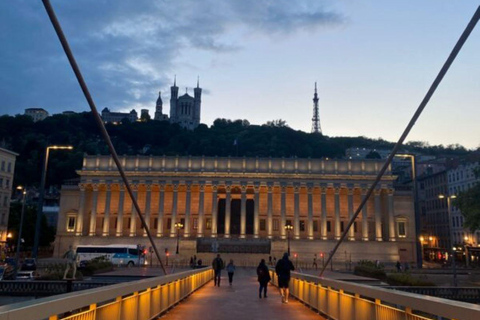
[55,155,417,263]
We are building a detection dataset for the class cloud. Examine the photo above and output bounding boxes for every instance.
[0,0,342,115]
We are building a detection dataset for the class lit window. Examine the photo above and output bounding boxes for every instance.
[66,216,76,232]
[193,218,198,230]
[397,220,407,238]
[206,218,212,230]
[273,219,279,231]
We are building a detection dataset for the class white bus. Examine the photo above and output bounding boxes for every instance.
[76,244,146,267]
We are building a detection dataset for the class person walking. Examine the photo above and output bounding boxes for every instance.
[62,245,78,280]
[257,259,271,298]
[212,254,224,287]
[313,254,318,270]
[275,252,295,303]
[226,259,236,286]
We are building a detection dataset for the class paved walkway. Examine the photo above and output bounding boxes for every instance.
[158,268,324,320]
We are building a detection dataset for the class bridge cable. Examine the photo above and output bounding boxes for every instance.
[41,0,168,275]
[319,5,480,277]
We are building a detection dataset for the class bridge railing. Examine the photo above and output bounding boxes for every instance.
[269,270,480,320]
[0,268,213,320]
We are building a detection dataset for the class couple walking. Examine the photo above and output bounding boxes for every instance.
[212,254,236,287]
[258,253,295,302]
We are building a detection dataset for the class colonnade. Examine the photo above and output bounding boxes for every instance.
[73,182,397,241]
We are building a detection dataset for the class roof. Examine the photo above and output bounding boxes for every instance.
[178,93,193,99]
[0,147,19,157]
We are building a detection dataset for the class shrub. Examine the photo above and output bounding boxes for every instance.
[80,256,114,276]
[386,273,435,286]
[354,260,386,279]
[38,262,83,280]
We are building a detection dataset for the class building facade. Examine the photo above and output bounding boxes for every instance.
[24,108,49,122]
[55,155,416,264]
[169,79,201,130]
[0,148,18,243]
[101,108,138,124]
[447,161,480,246]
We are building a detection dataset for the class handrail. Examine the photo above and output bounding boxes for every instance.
[0,268,213,320]
[270,270,480,320]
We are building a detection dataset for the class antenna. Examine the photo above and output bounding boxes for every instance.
[311,82,322,134]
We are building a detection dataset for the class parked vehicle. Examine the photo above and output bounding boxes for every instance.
[20,258,37,271]
[76,245,146,267]
[15,271,37,281]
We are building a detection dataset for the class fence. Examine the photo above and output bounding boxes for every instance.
[0,267,213,320]
[270,270,480,320]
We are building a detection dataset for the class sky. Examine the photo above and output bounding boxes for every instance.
[1,1,479,149]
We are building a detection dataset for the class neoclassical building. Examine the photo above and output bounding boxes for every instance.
[55,155,417,264]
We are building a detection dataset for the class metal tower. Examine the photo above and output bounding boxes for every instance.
[311,82,322,134]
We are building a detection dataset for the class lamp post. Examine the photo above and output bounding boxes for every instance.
[32,145,73,258]
[175,222,183,254]
[439,194,457,286]
[14,186,27,278]
[284,224,293,256]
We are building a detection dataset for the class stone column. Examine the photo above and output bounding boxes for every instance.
[116,185,125,237]
[388,189,396,241]
[334,187,341,240]
[281,185,287,239]
[144,185,152,237]
[267,185,273,239]
[348,188,355,241]
[89,184,99,236]
[254,185,260,238]
[294,185,300,239]
[170,184,178,237]
[321,187,327,240]
[361,188,369,241]
[102,185,111,236]
[225,184,231,238]
[75,184,86,236]
[184,183,191,237]
[240,184,247,238]
[197,184,205,237]
[307,186,314,240]
[374,189,383,241]
[156,184,164,237]
[211,185,218,238]
[129,185,138,237]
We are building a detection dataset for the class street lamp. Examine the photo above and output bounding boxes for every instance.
[439,193,457,286]
[33,145,73,258]
[14,186,27,278]
[175,222,183,254]
[284,224,293,256]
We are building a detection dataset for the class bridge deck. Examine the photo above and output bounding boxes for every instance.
[159,268,324,320]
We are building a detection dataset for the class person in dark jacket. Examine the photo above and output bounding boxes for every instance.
[275,252,295,303]
[212,254,224,287]
[257,259,271,298]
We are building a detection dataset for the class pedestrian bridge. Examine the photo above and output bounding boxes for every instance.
[0,268,479,320]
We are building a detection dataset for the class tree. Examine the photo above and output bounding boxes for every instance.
[264,119,288,127]
[454,167,480,232]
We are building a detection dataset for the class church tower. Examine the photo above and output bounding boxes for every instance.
[154,91,165,120]
[169,76,179,123]
[193,77,202,127]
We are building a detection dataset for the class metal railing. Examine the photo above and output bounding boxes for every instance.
[0,268,213,320]
[270,270,480,320]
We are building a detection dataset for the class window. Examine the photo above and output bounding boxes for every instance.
[260,219,266,231]
[299,220,305,232]
[66,216,76,232]
[397,220,407,238]
[154,218,158,229]
[286,219,292,227]
[313,221,318,232]
[327,221,331,232]
[7,163,11,173]
[354,222,357,233]
[5,179,9,189]
[193,218,198,230]
[180,218,185,228]
[340,221,344,232]
[273,219,279,231]
[3,196,7,206]
[206,218,212,230]
[114,217,118,229]
[127,218,131,229]
[0,178,3,188]
[1,161,4,171]
[166,218,172,230]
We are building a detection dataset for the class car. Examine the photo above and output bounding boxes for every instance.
[20,258,37,271]
[15,271,37,281]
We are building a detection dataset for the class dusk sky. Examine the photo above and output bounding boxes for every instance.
[1,1,479,149]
